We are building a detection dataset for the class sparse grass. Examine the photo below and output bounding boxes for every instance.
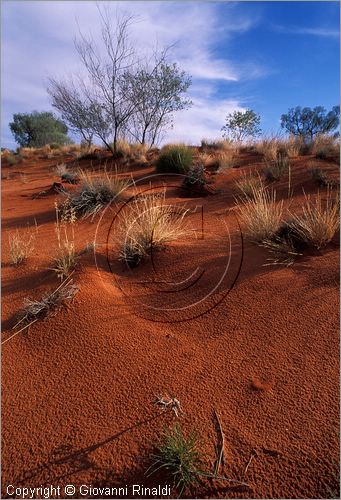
[256,138,280,162]
[201,138,232,151]
[263,154,290,181]
[67,169,130,218]
[52,205,78,280]
[309,165,330,186]
[147,425,203,496]
[8,228,36,265]
[156,144,192,174]
[235,172,264,198]
[312,135,339,159]
[119,192,189,267]
[14,278,79,329]
[55,163,79,184]
[7,153,23,166]
[236,186,284,241]
[288,189,339,249]
[52,243,78,281]
[215,150,237,170]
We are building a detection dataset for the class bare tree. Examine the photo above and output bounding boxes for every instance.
[47,78,94,148]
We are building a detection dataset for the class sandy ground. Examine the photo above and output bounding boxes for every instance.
[1,149,340,499]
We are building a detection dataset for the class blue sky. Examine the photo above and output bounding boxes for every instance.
[1,1,340,148]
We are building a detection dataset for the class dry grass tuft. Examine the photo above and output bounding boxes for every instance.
[201,138,232,151]
[52,205,78,280]
[8,228,36,265]
[67,169,130,218]
[263,155,290,182]
[309,164,330,187]
[289,189,339,249]
[55,163,79,184]
[312,135,339,159]
[235,172,264,198]
[260,236,301,266]
[236,187,284,241]
[118,192,189,267]
[14,278,79,329]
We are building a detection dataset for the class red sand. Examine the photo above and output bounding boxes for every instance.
[1,151,340,499]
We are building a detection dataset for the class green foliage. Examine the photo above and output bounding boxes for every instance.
[280,106,340,142]
[147,425,203,495]
[156,145,192,173]
[9,111,71,148]
[222,109,261,142]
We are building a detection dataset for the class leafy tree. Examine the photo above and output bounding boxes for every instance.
[121,60,192,146]
[280,106,340,142]
[221,109,261,142]
[9,111,71,147]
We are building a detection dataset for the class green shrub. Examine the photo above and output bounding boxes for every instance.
[156,145,192,174]
[50,142,61,150]
[147,425,203,495]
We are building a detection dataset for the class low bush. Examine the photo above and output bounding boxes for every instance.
[156,144,192,174]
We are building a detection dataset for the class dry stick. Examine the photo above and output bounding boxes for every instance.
[244,449,257,477]
[214,409,225,476]
[194,470,250,489]
[1,319,39,345]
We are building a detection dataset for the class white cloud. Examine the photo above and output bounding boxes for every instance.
[1,1,262,147]
[272,24,339,39]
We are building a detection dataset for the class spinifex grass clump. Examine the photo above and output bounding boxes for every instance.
[67,169,129,218]
[147,425,203,496]
[119,192,189,267]
[263,154,290,181]
[288,189,339,249]
[156,144,192,174]
[235,172,264,199]
[236,186,284,241]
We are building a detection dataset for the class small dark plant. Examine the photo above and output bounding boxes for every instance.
[263,154,290,181]
[147,425,203,496]
[309,166,329,186]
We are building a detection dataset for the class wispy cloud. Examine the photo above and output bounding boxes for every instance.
[272,24,339,39]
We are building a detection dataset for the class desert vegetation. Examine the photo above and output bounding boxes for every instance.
[2,5,340,500]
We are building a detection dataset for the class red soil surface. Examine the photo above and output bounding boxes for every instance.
[1,150,340,499]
